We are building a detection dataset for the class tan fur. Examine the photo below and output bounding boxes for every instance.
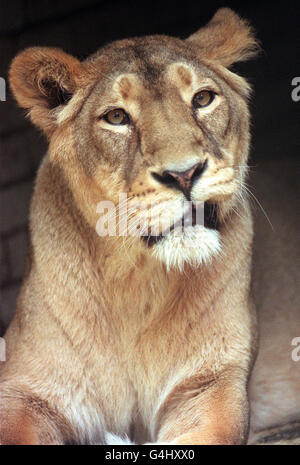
[0,9,289,445]
[187,8,260,67]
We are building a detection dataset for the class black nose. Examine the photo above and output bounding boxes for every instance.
[151,160,207,199]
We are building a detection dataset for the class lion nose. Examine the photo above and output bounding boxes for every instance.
[151,160,207,199]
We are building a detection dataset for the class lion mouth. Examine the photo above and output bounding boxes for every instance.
[142,202,219,247]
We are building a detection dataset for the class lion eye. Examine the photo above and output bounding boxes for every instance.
[103,109,130,125]
[192,90,215,109]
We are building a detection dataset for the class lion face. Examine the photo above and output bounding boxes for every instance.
[9,9,258,270]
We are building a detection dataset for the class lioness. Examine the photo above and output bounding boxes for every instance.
[0,8,299,445]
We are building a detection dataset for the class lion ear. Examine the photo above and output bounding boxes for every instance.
[9,47,85,136]
[186,8,260,67]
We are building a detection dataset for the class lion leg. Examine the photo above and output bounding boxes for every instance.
[156,369,250,445]
[0,384,72,445]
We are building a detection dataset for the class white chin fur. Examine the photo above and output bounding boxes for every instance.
[152,225,221,272]
[105,433,135,445]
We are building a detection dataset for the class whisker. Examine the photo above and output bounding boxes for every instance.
[237,180,274,230]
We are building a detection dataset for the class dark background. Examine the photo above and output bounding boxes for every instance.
[0,0,299,335]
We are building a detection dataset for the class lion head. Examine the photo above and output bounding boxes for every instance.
[9,8,259,271]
